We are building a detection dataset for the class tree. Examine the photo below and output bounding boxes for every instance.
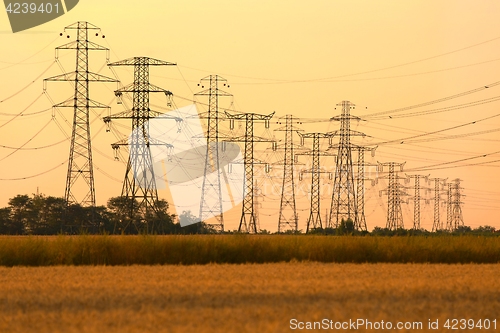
[145,199,176,234]
[7,194,31,234]
[106,196,141,234]
[0,207,12,234]
[473,225,496,234]
[30,194,65,234]
[336,218,355,235]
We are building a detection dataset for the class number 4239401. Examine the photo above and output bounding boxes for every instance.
[444,319,496,330]
[6,2,60,14]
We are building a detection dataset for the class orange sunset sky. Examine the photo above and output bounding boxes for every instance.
[1,1,499,232]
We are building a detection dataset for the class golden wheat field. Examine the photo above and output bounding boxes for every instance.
[1,235,500,265]
[0,263,499,333]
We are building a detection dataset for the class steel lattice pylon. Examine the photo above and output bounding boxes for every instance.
[104,57,176,218]
[446,182,453,231]
[253,182,262,232]
[44,22,116,212]
[224,111,275,233]
[378,162,407,230]
[195,75,232,232]
[329,101,365,228]
[430,178,447,231]
[446,178,464,231]
[353,145,377,231]
[406,174,429,230]
[275,115,302,233]
[297,132,335,233]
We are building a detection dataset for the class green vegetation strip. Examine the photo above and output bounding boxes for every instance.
[0,235,499,266]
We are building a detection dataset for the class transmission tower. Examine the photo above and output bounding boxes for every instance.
[103,57,176,218]
[329,101,365,228]
[224,111,275,233]
[446,182,453,231]
[274,115,302,233]
[195,75,232,232]
[44,22,116,212]
[406,174,429,230]
[378,162,407,230]
[253,181,263,232]
[446,178,464,231]
[353,145,377,231]
[430,177,447,231]
[297,132,335,233]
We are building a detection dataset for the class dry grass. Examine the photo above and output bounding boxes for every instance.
[1,235,499,265]
[0,263,499,333]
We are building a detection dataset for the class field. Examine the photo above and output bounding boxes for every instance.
[1,235,500,265]
[1,236,499,332]
[1,263,499,333]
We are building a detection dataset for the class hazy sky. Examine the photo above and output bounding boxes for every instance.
[1,1,500,231]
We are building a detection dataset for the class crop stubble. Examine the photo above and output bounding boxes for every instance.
[0,263,499,333]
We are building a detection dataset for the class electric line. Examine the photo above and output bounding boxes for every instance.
[0,93,45,129]
[176,35,500,84]
[0,118,53,162]
[0,107,51,117]
[0,160,67,181]
[0,36,59,70]
[371,113,500,146]
[368,95,500,120]
[363,81,500,119]
[0,62,56,103]
[0,138,67,150]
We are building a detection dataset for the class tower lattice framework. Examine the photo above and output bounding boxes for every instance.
[430,177,447,231]
[104,57,176,218]
[195,75,232,232]
[224,111,275,233]
[275,115,302,233]
[329,101,365,227]
[446,178,464,231]
[406,174,429,230]
[446,182,453,231]
[297,132,335,233]
[353,145,377,231]
[44,22,116,210]
[378,162,407,230]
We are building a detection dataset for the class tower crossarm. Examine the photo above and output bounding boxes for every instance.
[114,82,173,95]
[45,71,117,83]
[103,109,182,122]
[56,40,108,51]
[225,110,275,121]
[54,98,110,109]
[108,57,177,67]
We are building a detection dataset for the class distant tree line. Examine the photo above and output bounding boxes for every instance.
[304,218,498,236]
[0,195,497,236]
[0,193,215,235]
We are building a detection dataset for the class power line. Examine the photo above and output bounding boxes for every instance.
[370,113,500,146]
[176,35,500,84]
[0,138,67,150]
[0,62,56,103]
[0,93,45,129]
[0,36,59,70]
[0,160,67,181]
[0,118,53,162]
[363,81,500,119]
[367,95,500,120]
[0,107,51,117]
